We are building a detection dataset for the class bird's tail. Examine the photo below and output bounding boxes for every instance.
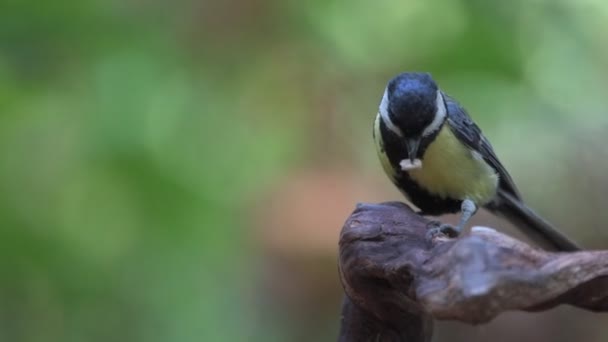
[487,190,580,252]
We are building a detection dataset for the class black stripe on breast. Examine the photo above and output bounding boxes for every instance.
[378,119,462,215]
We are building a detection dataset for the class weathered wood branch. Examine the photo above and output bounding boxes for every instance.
[337,202,608,342]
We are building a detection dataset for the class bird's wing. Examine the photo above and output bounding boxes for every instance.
[442,92,522,200]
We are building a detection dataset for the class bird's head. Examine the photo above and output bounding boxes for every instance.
[378,72,448,162]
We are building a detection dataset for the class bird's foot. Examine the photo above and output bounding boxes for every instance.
[426,220,460,240]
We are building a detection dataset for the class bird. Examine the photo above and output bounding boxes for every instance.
[373,72,580,251]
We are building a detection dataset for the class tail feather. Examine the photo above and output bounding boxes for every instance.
[487,190,581,252]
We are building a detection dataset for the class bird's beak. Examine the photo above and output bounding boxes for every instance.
[405,138,420,163]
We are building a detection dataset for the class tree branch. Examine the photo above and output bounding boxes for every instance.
[337,202,608,342]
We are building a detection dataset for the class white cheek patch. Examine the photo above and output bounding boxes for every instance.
[422,90,447,137]
[379,88,403,137]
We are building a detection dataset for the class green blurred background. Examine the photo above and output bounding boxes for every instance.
[2,0,608,341]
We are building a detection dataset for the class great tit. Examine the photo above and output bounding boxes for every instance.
[373,72,580,251]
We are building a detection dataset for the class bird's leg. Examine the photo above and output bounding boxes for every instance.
[425,199,478,240]
[455,199,477,233]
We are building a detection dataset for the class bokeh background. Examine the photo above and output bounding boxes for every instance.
[2,0,608,341]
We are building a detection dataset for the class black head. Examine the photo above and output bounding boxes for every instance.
[378,72,447,162]
[384,72,440,137]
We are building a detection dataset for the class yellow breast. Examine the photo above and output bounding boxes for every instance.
[408,125,499,204]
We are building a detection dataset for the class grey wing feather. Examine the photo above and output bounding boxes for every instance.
[442,93,522,200]
[441,93,579,251]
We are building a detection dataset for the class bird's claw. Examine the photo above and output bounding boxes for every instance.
[426,220,460,240]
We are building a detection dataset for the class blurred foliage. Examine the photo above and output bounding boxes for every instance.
[1,0,608,341]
